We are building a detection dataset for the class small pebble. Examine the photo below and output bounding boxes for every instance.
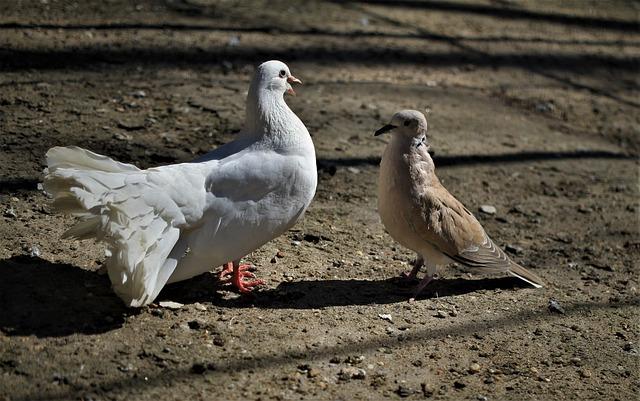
[150,309,164,317]
[159,301,184,310]
[577,205,593,214]
[131,90,147,98]
[505,244,523,255]
[479,205,497,215]
[421,383,435,396]
[579,369,592,378]
[378,313,393,323]
[469,363,481,374]
[338,367,366,381]
[548,299,565,314]
[29,245,41,257]
[396,385,413,397]
[344,355,365,365]
[435,310,447,319]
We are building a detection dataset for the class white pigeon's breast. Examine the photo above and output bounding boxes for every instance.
[167,149,317,283]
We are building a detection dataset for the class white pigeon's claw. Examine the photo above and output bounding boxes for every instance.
[43,60,317,306]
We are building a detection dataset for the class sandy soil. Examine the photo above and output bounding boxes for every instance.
[0,1,639,400]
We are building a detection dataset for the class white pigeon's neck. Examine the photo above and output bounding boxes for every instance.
[243,87,297,142]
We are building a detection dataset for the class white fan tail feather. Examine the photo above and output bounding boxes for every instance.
[43,146,186,307]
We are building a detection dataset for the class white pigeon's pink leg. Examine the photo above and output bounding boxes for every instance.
[218,261,264,293]
[218,262,235,281]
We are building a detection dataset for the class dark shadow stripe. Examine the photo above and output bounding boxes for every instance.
[0,47,636,72]
[3,150,634,193]
[338,0,640,32]
[0,178,40,192]
[318,149,637,169]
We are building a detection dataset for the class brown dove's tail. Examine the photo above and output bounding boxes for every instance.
[508,262,544,288]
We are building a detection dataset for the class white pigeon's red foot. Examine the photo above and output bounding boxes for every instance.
[219,261,265,293]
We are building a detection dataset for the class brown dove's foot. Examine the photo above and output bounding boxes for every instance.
[401,255,424,282]
[409,274,437,302]
[219,261,264,293]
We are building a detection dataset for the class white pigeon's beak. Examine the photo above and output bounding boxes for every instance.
[286,75,302,96]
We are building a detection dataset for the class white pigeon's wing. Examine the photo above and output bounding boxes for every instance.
[44,147,208,307]
[166,147,316,283]
[205,149,287,201]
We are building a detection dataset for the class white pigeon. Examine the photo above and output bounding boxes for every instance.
[43,60,317,307]
[375,110,544,298]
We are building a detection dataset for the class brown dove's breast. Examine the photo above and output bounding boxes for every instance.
[378,144,452,265]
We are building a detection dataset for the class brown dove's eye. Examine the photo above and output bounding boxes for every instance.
[404,120,410,126]
[279,70,286,78]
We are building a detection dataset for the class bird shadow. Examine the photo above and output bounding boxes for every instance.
[0,255,133,338]
[0,254,532,338]
[161,272,531,309]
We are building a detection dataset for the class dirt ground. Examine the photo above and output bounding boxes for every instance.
[1,1,639,400]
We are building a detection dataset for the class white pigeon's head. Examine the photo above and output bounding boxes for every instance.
[374,110,428,139]
[250,60,302,96]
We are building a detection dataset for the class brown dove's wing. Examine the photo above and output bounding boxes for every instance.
[413,183,544,287]
[409,182,511,273]
[400,183,480,256]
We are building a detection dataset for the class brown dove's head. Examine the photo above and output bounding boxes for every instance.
[374,110,428,139]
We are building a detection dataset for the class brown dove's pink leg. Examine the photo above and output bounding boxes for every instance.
[409,275,435,301]
[409,264,438,301]
[414,274,435,294]
[401,254,424,281]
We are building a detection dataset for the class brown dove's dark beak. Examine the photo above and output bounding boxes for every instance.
[374,124,396,136]
[286,75,302,96]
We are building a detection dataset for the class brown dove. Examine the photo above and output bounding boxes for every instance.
[375,110,544,298]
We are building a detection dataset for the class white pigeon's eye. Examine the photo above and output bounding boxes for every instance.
[279,69,287,78]
[404,120,411,127]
